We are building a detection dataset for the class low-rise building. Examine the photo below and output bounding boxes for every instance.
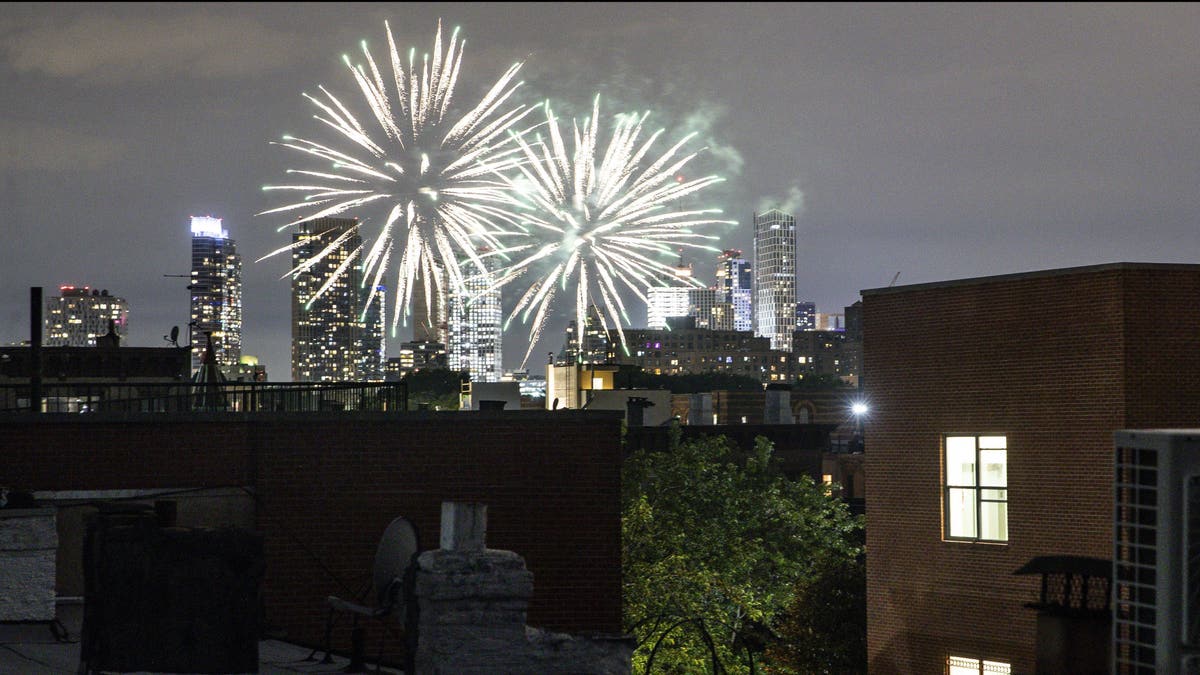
[863,263,1200,674]
[608,320,797,383]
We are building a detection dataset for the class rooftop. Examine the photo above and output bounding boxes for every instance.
[0,602,401,674]
[860,261,1200,297]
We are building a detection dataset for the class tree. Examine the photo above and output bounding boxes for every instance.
[764,552,866,673]
[402,369,465,411]
[622,430,864,673]
[621,368,764,394]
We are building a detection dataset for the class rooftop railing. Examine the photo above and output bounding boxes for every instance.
[0,381,408,414]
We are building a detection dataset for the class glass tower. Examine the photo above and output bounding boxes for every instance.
[716,249,753,332]
[189,216,242,374]
[291,217,384,381]
[447,258,503,383]
[752,209,797,351]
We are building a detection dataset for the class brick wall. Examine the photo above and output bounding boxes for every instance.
[0,410,624,659]
[863,264,1200,674]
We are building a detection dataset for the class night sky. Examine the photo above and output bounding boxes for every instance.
[3,3,1198,376]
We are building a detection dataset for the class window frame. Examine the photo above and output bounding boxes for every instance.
[942,433,1009,543]
[946,654,1012,674]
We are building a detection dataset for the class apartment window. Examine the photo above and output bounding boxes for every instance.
[944,435,1008,542]
[947,655,1011,674]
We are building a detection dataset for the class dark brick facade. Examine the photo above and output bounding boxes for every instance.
[0,410,624,658]
[863,263,1200,673]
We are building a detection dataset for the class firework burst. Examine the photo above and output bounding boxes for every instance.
[258,20,539,333]
[493,96,735,367]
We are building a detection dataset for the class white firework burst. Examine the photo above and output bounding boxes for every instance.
[494,96,735,367]
[258,20,539,333]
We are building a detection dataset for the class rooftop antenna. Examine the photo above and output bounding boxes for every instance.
[888,272,901,287]
[672,247,693,279]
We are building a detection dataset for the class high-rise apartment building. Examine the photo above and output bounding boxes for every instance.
[360,283,385,381]
[752,209,797,351]
[385,341,447,380]
[189,216,242,374]
[447,260,503,383]
[561,304,610,365]
[411,268,449,347]
[796,300,817,331]
[715,250,753,332]
[646,286,691,329]
[646,287,724,330]
[291,217,384,382]
[44,286,129,346]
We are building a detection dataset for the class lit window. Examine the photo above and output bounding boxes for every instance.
[947,655,1011,674]
[944,435,1008,542]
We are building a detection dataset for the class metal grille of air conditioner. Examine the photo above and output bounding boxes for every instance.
[1114,445,1157,675]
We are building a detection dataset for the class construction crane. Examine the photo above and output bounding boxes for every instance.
[888,272,901,287]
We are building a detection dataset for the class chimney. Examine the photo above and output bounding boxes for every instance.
[30,287,42,412]
[764,384,793,424]
[626,396,654,428]
[688,393,713,425]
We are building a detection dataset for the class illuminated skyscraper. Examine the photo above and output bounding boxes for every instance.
[189,216,242,373]
[411,264,450,346]
[796,300,817,331]
[291,217,384,381]
[752,209,797,351]
[646,286,691,329]
[448,258,503,383]
[44,286,128,346]
[359,282,386,381]
[646,287,724,330]
[561,304,610,365]
[715,249,752,332]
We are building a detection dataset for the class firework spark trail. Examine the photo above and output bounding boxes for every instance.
[492,96,735,368]
[258,20,540,332]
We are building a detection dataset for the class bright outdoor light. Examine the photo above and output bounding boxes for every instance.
[851,402,869,416]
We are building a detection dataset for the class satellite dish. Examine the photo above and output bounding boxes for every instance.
[164,325,180,347]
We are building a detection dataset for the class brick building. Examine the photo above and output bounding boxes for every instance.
[1,409,624,662]
[863,263,1200,673]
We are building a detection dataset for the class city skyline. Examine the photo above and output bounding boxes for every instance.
[3,4,1198,375]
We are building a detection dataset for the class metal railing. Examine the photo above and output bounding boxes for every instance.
[0,381,408,414]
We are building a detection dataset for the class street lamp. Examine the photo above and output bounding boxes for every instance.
[850,402,868,453]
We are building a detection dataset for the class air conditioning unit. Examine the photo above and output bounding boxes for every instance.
[1113,430,1200,674]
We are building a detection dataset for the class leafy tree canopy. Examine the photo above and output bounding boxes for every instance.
[791,373,848,391]
[401,368,465,411]
[622,430,864,673]
[619,368,764,394]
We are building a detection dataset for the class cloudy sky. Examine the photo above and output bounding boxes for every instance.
[2,3,1197,375]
